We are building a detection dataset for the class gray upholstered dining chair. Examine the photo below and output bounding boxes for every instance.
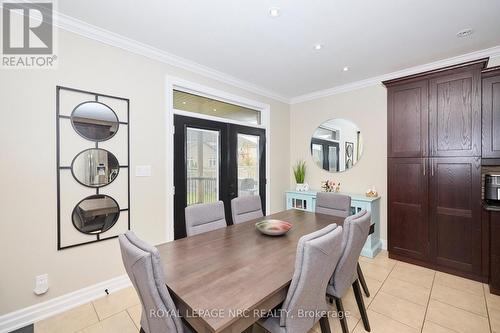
[316,192,371,298]
[257,224,344,333]
[231,195,263,224]
[118,231,193,333]
[327,210,372,333]
[185,201,227,236]
[315,192,351,217]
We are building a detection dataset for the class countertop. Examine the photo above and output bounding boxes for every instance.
[484,203,500,212]
[285,189,380,202]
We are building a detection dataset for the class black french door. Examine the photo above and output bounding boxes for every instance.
[311,138,340,172]
[173,115,266,239]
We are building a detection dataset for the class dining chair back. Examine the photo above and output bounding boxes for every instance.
[329,210,371,297]
[185,201,227,236]
[259,224,343,333]
[231,195,263,224]
[326,210,371,333]
[119,231,184,333]
[316,193,371,300]
[315,192,351,218]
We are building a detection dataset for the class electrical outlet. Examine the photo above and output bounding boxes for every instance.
[33,274,49,295]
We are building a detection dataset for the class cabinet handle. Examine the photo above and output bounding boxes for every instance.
[431,159,434,177]
[423,159,426,176]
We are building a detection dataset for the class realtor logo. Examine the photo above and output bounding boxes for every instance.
[1,1,57,68]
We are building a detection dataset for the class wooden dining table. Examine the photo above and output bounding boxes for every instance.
[157,209,361,333]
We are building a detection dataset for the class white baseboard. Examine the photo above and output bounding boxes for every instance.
[0,275,131,333]
[380,239,388,250]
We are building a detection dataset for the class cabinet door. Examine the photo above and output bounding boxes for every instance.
[388,80,429,157]
[429,69,481,157]
[429,157,482,275]
[482,73,500,158]
[388,158,429,260]
[490,212,500,293]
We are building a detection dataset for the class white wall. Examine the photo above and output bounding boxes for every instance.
[490,57,500,67]
[290,85,388,239]
[0,29,290,315]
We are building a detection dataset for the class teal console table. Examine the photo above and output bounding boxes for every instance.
[285,190,382,258]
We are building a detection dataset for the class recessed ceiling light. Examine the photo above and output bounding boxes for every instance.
[456,28,473,38]
[182,101,186,105]
[343,66,349,72]
[213,108,217,112]
[314,44,323,50]
[269,7,280,17]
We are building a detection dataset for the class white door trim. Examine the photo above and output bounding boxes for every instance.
[165,76,271,241]
[173,109,266,129]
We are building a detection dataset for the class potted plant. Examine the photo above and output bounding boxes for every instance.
[293,160,308,191]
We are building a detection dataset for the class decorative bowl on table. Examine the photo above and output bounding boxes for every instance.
[255,219,292,236]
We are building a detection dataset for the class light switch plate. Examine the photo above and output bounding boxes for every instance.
[135,165,151,177]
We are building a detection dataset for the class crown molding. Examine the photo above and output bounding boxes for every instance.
[48,10,500,106]
[53,12,291,104]
[290,45,500,104]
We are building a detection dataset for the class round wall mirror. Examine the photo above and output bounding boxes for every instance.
[71,148,119,188]
[71,101,119,141]
[310,119,363,172]
[72,195,120,235]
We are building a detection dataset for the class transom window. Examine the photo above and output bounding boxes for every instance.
[173,90,261,125]
[313,126,340,141]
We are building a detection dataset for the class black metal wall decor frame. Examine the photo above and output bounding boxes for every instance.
[56,86,130,250]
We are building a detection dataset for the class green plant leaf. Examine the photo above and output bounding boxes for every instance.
[293,160,306,183]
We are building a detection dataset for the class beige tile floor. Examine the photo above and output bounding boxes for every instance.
[34,251,500,333]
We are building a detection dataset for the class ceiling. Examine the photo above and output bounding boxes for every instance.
[58,0,500,100]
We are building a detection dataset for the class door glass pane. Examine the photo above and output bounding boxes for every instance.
[328,146,338,172]
[237,134,259,197]
[186,127,219,205]
[312,144,323,166]
[174,90,261,125]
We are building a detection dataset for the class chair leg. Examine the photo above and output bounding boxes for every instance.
[352,279,371,332]
[357,262,370,297]
[254,322,272,333]
[139,328,145,333]
[334,297,349,333]
[319,315,331,333]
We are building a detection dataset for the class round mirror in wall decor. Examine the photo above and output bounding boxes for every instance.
[71,148,120,188]
[57,86,130,250]
[310,119,363,172]
[71,101,119,141]
[72,194,120,235]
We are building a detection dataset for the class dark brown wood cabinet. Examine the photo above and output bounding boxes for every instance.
[429,157,482,276]
[385,59,487,281]
[489,211,500,294]
[388,80,429,157]
[388,158,429,261]
[482,67,500,158]
[429,69,482,157]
